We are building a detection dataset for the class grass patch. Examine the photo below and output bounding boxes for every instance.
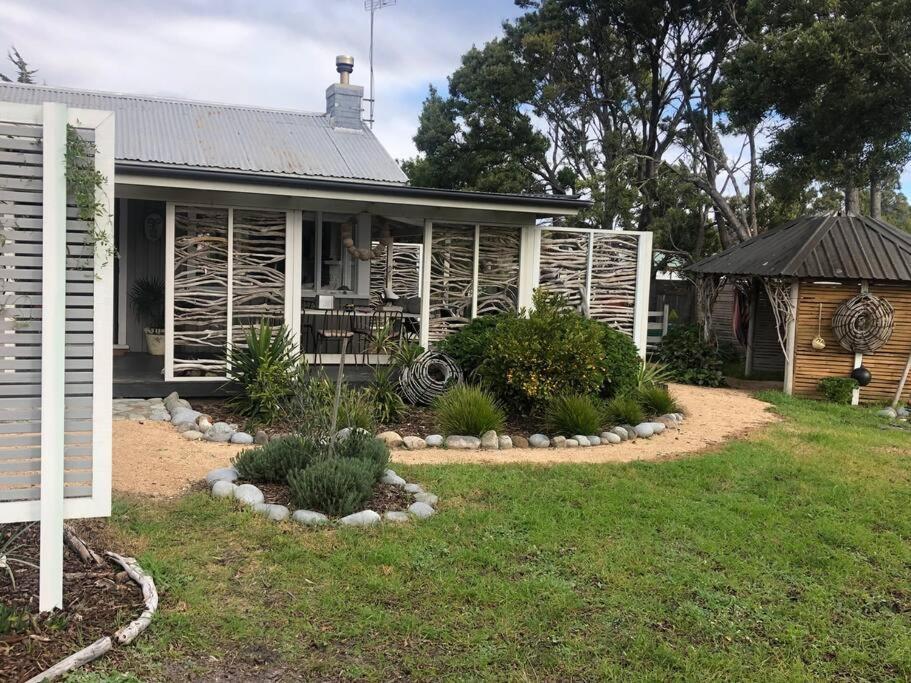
[90,392,910,680]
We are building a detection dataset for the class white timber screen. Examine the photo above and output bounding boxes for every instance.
[537,227,653,356]
[0,101,114,610]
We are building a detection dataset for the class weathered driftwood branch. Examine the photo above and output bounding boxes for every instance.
[63,524,103,566]
[106,551,159,645]
[25,636,114,683]
[24,543,158,682]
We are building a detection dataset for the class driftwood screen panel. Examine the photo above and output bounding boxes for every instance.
[427,223,523,342]
[538,228,651,350]
[168,206,287,378]
[370,242,422,305]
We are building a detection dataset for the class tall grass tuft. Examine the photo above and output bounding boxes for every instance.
[544,394,603,436]
[433,384,505,436]
[603,394,645,426]
[636,385,680,417]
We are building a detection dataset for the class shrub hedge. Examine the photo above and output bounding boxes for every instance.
[288,457,374,517]
[655,325,725,387]
[232,435,315,484]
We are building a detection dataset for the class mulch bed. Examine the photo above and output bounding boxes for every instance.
[0,523,144,682]
[194,398,541,441]
[241,481,412,516]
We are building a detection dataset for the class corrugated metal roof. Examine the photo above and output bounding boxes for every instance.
[689,214,911,282]
[0,82,408,184]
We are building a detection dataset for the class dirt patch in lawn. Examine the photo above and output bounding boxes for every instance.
[390,383,779,465]
[0,523,145,682]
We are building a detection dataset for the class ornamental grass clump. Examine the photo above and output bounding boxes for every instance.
[543,394,604,436]
[232,435,315,484]
[433,384,505,436]
[636,386,680,417]
[603,394,645,427]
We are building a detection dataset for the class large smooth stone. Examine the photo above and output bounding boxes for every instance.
[403,436,427,450]
[253,503,290,521]
[408,502,436,519]
[234,484,264,506]
[877,407,897,419]
[255,430,270,445]
[338,510,381,527]
[610,426,629,441]
[445,435,480,449]
[376,431,404,448]
[206,422,235,443]
[413,492,438,506]
[529,434,550,448]
[211,480,236,498]
[170,407,202,427]
[565,439,579,448]
[621,425,638,440]
[426,434,443,448]
[404,483,424,494]
[552,436,567,448]
[634,423,655,438]
[573,435,592,447]
[196,416,213,432]
[292,509,329,526]
[602,432,621,444]
[480,430,499,450]
[230,432,254,445]
[498,435,513,450]
[182,430,203,441]
[513,435,529,448]
[149,410,170,422]
[380,469,406,487]
[587,436,601,446]
[206,467,239,485]
[383,511,411,523]
[648,422,666,435]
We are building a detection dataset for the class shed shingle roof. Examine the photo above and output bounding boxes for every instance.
[689,214,911,282]
[0,82,408,184]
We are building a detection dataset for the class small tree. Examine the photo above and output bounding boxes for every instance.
[0,47,36,84]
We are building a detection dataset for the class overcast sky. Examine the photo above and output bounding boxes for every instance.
[2,0,908,196]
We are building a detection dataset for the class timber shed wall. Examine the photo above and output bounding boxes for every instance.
[712,284,784,376]
[793,280,911,403]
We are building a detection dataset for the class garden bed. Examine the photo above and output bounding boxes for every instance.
[240,480,413,515]
[0,523,146,682]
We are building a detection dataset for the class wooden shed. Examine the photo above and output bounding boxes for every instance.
[690,215,911,404]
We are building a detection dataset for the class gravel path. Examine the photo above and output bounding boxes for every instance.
[390,384,778,465]
[112,384,777,496]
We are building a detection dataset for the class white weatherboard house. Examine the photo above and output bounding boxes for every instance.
[0,56,653,399]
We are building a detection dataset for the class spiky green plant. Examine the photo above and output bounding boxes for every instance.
[603,394,645,427]
[128,277,165,329]
[433,384,505,437]
[544,394,604,436]
[636,385,680,417]
[226,322,300,426]
[635,361,675,390]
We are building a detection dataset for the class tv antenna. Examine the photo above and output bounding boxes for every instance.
[364,0,396,128]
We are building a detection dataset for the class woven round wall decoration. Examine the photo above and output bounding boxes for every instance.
[831,293,894,353]
[398,351,463,405]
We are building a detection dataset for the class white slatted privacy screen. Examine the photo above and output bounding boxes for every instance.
[0,101,113,610]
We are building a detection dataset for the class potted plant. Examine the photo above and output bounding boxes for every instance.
[129,277,165,355]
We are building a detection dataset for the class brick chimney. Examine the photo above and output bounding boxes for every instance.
[326,55,363,130]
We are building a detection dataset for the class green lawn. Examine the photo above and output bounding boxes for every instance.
[85,392,910,681]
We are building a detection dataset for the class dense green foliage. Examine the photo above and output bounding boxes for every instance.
[232,436,315,484]
[128,277,165,330]
[333,433,390,482]
[437,314,511,377]
[287,457,375,518]
[598,324,641,398]
[367,367,404,423]
[226,323,300,426]
[602,394,645,427]
[817,377,858,405]
[433,384,506,437]
[337,387,378,433]
[636,386,680,417]
[655,325,725,387]
[543,394,603,436]
[478,291,611,410]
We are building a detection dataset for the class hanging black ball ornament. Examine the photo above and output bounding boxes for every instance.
[851,366,872,387]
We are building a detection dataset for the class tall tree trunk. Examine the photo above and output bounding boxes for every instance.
[845,180,861,214]
[748,126,758,235]
[870,178,882,219]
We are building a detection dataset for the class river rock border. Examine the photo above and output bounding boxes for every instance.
[374,412,686,451]
[206,467,438,527]
[114,392,260,445]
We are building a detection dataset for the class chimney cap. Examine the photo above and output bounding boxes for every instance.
[336,55,354,74]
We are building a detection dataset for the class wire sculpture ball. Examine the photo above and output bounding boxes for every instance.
[831,293,894,353]
[398,351,463,405]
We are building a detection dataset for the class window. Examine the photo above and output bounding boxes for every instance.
[301,212,369,297]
